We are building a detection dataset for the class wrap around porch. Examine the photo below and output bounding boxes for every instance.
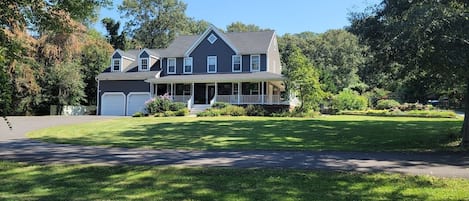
[146,72,288,109]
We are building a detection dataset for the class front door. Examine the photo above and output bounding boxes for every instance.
[206,85,215,104]
[194,83,205,104]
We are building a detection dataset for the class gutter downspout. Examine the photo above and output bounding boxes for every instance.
[96,78,100,115]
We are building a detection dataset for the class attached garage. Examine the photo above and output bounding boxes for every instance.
[101,92,126,116]
[127,92,151,115]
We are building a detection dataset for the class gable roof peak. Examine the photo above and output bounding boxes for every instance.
[184,24,239,57]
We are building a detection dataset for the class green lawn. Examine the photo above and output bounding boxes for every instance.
[1,161,468,201]
[28,115,463,152]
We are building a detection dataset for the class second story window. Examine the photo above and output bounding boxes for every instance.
[141,58,149,71]
[207,56,217,73]
[167,58,176,74]
[232,55,242,72]
[250,55,260,72]
[183,57,193,74]
[112,59,120,72]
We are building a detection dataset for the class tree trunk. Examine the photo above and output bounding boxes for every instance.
[460,79,469,148]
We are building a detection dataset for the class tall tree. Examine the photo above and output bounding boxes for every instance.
[283,46,325,112]
[226,21,271,32]
[119,0,188,48]
[101,17,127,50]
[349,0,469,147]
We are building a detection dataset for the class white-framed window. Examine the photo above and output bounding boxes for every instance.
[183,57,193,74]
[250,55,260,72]
[167,58,176,74]
[207,56,217,73]
[112,59,120,72]
[207,33,217,44]
[140,58,149,71]
[232,55,242,72]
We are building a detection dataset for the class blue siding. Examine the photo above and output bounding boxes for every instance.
[112,52,121,59]
[189,31,236,74]
[242,55,250,72]
[261,54,267,71]
[140,51,149,58]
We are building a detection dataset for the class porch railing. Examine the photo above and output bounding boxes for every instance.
[216,95,284,105]
[172,95,191,103]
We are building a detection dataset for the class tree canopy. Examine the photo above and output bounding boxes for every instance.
[349,0,469,146]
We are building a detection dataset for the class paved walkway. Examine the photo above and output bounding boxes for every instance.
[0,116,468,178]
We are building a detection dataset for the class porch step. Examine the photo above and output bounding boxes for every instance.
[190,104,211,116]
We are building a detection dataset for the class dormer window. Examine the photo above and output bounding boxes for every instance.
[112,59,120,72]
[167,58,176,74]
[183,57,193,74]
[207,33,217,44]
[140,58,149,71]
[250,55,260,72]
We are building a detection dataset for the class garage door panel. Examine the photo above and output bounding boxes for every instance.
[127,93,150,115]
[101,93,125,116]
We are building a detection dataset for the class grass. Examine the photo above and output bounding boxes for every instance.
[1,161,468,201]
[28,115,463,152]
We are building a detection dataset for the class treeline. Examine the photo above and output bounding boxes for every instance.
[1,0,467,117]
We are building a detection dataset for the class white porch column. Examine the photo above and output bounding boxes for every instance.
[214,82,218,102]
[237,82,241,105]
[191,82,194,103]
[261,81,265,104]
[170,83,174,96]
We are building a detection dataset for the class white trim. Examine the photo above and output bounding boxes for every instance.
[184,24,239,57]
[139,58,150,72]
[126,92,151,116]
[167,58,176,74]
[207,33,217,44]
[232,55,242,72]
[101,92,126,116]
[183,57,193,74]
[250,55,261,72]
[207,56,217,73]
[111,58,122,72]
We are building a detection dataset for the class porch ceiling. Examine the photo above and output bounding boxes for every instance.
[146,72,284,84]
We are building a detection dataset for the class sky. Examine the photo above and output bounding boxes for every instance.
[94,0,380,36]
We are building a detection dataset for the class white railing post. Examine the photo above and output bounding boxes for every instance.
[237,82,241,105]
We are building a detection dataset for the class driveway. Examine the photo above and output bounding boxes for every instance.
[0,116,468,178]
[0,115,119,141]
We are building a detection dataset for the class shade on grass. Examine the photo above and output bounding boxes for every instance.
[28,115,463,152]
[1,161,468,201]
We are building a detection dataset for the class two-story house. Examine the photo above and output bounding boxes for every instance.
[96,25,287,116]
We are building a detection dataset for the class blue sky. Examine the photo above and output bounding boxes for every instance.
[94,0,380,35]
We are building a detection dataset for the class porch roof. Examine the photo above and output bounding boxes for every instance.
[146,72,284,84]
[97,71,161,80]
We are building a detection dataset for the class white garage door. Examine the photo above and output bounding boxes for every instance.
[101,93,126,116]
[127,92,151,116]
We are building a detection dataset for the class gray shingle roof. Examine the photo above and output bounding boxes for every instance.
[115,30,275,58]
[97,71,161,80]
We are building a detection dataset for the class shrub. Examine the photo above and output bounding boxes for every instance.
[175,108,189,116]
[333,89,368,111]
[211,102,231,109]
[132,112,144,117]
[145,95,187,115]
[163,111,176,117]
[290,110,320,118]
[337,109,456,118]
[399,102,431,111]
[197,109,221,117]
[221,105,246,116]
[376,99,400,110]
[245,105,267,116]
